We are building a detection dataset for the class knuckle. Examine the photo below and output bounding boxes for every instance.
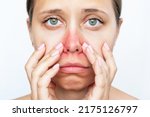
[37,79,44,88]
[39,54,49,64]
[110,66,117,79]
[108,51,114,58]
[31,69,39,78]
[25,63,30,71]
[113,65,117,73]
[110,62,117,73]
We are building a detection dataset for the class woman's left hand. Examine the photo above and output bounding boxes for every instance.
[82,42,117,100]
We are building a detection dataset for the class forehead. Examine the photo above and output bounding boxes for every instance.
[34,0,114,15]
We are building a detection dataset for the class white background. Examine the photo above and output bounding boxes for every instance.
[0,0,149,99]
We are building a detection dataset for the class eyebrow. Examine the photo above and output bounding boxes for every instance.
[82,8,108,16]
[39,9,63,15]
[39,8,108,16]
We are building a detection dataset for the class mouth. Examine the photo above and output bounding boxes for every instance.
[60,63,90,73]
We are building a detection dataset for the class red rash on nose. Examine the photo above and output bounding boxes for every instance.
[62,30,85,47]
[66,31,78,42]
[60,30,86,57]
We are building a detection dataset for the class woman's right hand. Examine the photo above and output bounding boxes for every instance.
[25,43,63,100]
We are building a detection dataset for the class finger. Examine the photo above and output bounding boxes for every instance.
[102,42,117,83]
[25,43,45,83]
[38,43,63,65]
[82,42,108,75]
[82,42,96,65]
[82,43,109,99]
[90,59,107,99]
[31,54,59,99]
[31,44,63,99]
[38,64,60,100]
[94,58,107,88]
[33,46,63,78]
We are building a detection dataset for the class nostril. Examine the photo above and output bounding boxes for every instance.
[65,47,81,53]
[76,49,79,51]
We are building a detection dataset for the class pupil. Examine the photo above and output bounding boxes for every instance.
[89,19,97,26]
[50,18,58,25]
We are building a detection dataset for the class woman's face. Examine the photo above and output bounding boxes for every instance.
[28,0,121,90]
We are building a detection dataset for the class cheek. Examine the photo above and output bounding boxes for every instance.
[44,30,65,54]
[31,27,65,54]
[82,29,116,55]
[81,31,104,56]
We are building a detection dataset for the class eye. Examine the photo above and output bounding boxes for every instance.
[84,18,103,28]
[45,17,62,27]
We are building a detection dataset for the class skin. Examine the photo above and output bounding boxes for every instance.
[19,0,137,100]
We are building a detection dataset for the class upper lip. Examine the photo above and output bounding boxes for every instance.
[60,63,89,68]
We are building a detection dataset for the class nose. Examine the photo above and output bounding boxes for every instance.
[63,31,82,53]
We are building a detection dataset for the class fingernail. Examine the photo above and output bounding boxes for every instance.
[82,42,88,50]
[51,50,59,57]
[104,42,110,50]
[55,43,63,50]
[87,45,94,54]
[52,64,59,69]
[38,43,45,50]
[83,42,88,48]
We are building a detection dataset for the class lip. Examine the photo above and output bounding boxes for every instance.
[60,63,90,73]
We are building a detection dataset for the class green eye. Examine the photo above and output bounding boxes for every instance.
[84,18,102,29]
[89,19,98,26]
[45,17,62,27]
[48,18,58,25]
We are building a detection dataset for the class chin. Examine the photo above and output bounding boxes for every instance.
[53,73,94,91]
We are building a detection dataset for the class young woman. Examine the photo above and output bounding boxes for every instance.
[18,0,137,100]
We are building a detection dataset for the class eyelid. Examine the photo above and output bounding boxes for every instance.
[42,15,66,30]
[83,14,104,22]
[82,16,104,31]
[89,18,103,24]
[84,18,103,27]
[43,15,62,23]
[84,17,104,25]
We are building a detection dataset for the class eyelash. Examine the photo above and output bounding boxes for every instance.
[84,18,103,28]
[43,16,63,29]
[43,16,104,30]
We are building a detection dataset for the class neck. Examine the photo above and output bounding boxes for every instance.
[55,86,88,100]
